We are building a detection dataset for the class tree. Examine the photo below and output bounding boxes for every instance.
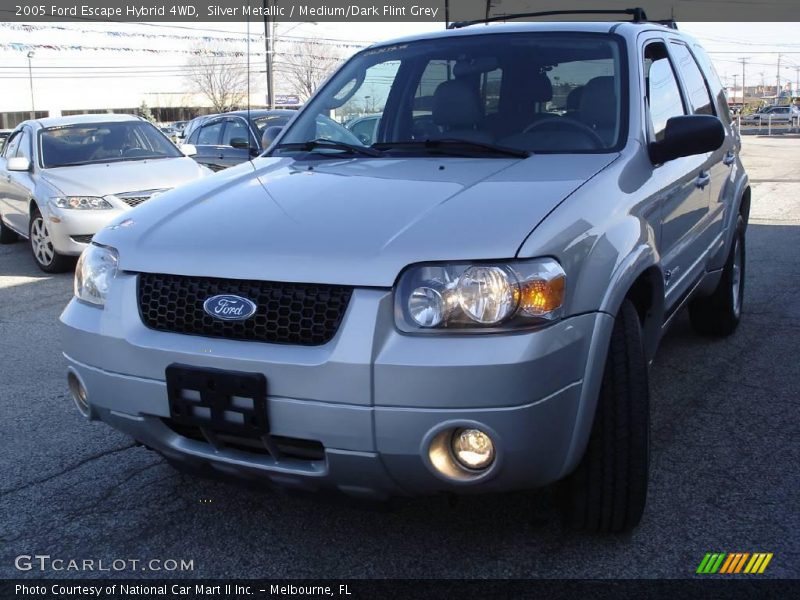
[278,42,343,102]
[138,101,156,124]
[185,45,249,113]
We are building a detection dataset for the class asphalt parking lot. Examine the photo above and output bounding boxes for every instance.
[1,136,798,580]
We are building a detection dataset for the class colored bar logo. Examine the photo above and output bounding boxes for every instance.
[697,552,773,574]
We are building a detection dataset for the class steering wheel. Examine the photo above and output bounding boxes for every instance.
[523,116,605,148]
[122,147,151,158]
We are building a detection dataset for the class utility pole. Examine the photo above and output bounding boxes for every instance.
[740,57,746,105]
[263,0,274,109]
[732,74,739,102]
[26,50,35,117]
[776,53,781,99]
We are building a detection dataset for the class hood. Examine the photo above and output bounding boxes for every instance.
[96,153,618,287]
[40,157,208,198]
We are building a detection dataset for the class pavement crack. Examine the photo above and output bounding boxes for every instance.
[0,443,137,497]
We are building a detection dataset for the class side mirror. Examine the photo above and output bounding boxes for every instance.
[7,157,31,172]
[261,126,284,150]
[230,137,250,150]
[649,115,724,165]
[179,144,197,157]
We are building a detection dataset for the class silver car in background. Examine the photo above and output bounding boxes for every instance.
[0,114,210,272]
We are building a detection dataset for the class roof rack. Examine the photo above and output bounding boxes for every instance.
[447,7,652,29]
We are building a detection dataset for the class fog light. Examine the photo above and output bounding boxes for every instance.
[451,428,495,470]
[67,371,90,418]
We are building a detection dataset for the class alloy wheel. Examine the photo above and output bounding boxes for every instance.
[30,216,55,267]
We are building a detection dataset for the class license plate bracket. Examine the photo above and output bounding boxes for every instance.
[166,364,268,438]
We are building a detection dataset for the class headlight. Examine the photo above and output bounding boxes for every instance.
[74,244,118,306]
[395,258,566,333]
[52,196,113,210]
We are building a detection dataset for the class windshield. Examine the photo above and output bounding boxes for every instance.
[39,121,182,168]
[274,32,626,156]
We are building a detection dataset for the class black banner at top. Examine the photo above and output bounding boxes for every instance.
[0,0,799,23]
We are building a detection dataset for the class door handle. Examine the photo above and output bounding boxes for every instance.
[696,171,711,189]
[723,151,736,166]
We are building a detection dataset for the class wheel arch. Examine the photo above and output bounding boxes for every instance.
[598,245,665,363]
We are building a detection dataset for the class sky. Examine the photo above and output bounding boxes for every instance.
[1,21,799,115]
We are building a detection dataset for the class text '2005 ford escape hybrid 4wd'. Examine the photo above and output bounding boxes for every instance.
[61,15,749,533]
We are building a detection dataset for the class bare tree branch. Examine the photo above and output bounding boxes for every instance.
[185,46,249,113]
[277,42,343,102]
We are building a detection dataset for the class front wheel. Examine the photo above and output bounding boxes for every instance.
[688,216,745,337]
[29,207,73,273]
[560,299,650,533]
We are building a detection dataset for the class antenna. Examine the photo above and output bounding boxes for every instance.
[246,11,253,162]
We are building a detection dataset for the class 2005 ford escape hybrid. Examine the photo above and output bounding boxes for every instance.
[61,16,749,533]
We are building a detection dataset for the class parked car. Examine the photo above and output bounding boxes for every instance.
[171,120,188,138]
[181,114,215,143]
[346,114,381,145]
[741,104,800,124]
[159,125,182,143]
[62,19,749,533]
[183,110,296,171]
[0,129,11,153]
[0,114,210,272]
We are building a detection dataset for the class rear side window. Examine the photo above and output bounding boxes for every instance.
[644,43,686,141]
[670,43,714,115]
[691,44,732,125]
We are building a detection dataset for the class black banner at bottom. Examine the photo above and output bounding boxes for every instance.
[2,579,798,600]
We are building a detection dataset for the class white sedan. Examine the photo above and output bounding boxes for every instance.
[0,114,210,272]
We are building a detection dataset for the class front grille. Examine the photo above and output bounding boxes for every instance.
[71,234,94,244]
[137,273,352,346]
[116,188,169,208]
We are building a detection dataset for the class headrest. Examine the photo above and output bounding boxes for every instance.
[528,72,553,103]
[432,79,483,128]
[566,86,584,111]
[579,76,618,127]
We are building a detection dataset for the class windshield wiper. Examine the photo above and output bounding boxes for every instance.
[273,138,383,157]
[47,155,173,168]
[374,139,530,158]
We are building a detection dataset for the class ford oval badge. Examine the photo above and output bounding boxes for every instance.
[203,294,257,321]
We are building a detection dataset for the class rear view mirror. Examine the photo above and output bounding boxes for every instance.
[179,144,197,157]
[649,115,724,164]
[6,157,31,172]
[230,137,250,150]
[261,126,284,149]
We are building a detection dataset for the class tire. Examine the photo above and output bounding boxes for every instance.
[560,299,650,533]
[0,214,18,244]
[29,206,73,273]
[688,216,745,337]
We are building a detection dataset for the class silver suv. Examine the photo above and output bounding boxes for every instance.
[61,19,748,533]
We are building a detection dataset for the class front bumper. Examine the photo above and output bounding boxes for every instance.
[61,272,613,498]
[42,202,125,256]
